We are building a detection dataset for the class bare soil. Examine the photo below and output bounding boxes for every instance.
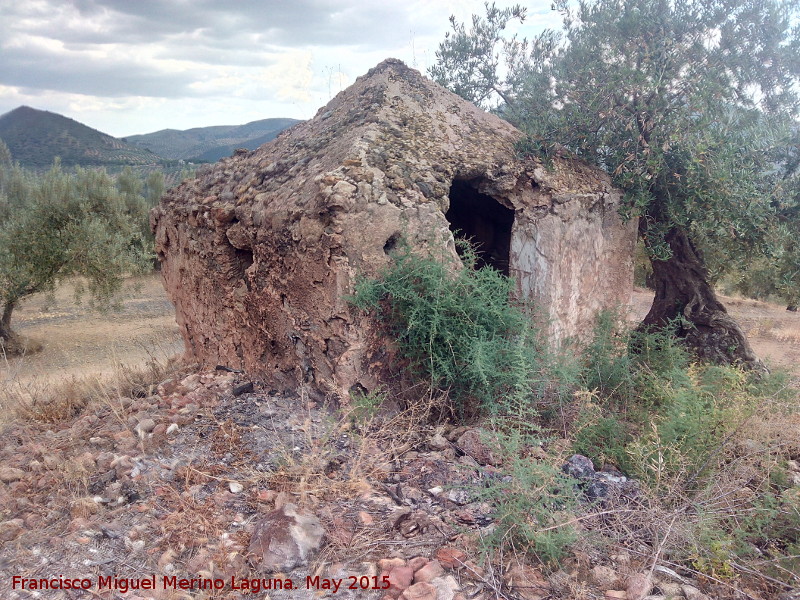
[0,274,183,386]
[630,288,800,378]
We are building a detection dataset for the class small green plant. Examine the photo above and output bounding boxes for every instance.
[473,417,579,567]
[349,388,384,425]
[573,411,631,472]
[350,242,583,564]
[691,538,738,580]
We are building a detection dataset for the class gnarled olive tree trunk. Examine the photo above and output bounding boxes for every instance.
[640,226,765,371]
[0,300,22,355]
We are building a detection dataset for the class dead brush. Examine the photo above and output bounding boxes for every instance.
[265,386,440,506]
[2,375,95,424]
[1,344,184,427]
[311,502,400,568]
[767,324,800,344]
[153,487,256,600]
[582,421,800,594]
[155,485,223,550]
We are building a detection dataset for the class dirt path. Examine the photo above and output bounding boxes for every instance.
[630,288,800,377]
[0,274,183,386]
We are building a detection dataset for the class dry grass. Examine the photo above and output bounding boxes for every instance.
[0,351,183,426]
[577,403,800,595]
[265,388,439,506]
[630,289,800,378]
[766,324,800,345]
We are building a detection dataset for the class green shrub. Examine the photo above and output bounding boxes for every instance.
[573,411,632,472]
[349,241,545,415]
[580,311,635,402]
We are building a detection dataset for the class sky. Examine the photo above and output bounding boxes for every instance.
[0,0,557,137]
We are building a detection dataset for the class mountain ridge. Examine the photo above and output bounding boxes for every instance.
[125,117,301,161]
[0,106,162,169]
[0,106,301,168]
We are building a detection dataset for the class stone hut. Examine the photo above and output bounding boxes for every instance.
[152,59,636,399]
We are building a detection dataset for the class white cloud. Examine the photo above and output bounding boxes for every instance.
[0,0,556,136]
[261,50,314,103]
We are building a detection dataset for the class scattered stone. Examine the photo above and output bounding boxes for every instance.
[0,466,25,482]
[562,454,639,501]
[0,519,24,542]
[456,429,497,466]
[378,558,406,572]
[157,378,179,396]
[591,565,622,589]
[626,573,653,600]
[562,454,596,479]
[429,575,460,600]
[428,431,449,451]
[407,557,429,572]
[180,373,201,391]
[435,547,467,569]
[681,585,710,600]
[166,423,179,435]
[503,563,550,600]
[273,490,292,509]
[787,460,800,486]
[385,566,414,598]
[445,489,471,505]
[229,481,244,493]
[157,549,177,571]
[247,503,324,571]
[400,582,437,600]
[654,581,683,598]
[414,560,444,583]
[652,566,686,584]
[233,381,254,396]
[135,418,156,438]
[256,489,278,503]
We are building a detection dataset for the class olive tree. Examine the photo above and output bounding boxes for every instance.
[430,0,800,369]
[0,150,152,353]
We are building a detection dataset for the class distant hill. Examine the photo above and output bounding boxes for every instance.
[126,118,301,162]
[0,106,163,169]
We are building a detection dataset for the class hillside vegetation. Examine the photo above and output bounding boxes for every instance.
[125,117,300,162]
[0,106,163,169]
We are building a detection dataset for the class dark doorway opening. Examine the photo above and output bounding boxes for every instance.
[445,179,514,275]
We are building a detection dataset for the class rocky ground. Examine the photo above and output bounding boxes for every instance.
[3,365,788,600]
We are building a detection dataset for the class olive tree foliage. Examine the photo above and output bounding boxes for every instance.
[0,140,153,353]
[721,126,800,309]
[430,0,800,368]
[117,166,165,247]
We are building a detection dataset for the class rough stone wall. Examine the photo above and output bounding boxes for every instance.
[508,162,636,344]
[152,59,636,400]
